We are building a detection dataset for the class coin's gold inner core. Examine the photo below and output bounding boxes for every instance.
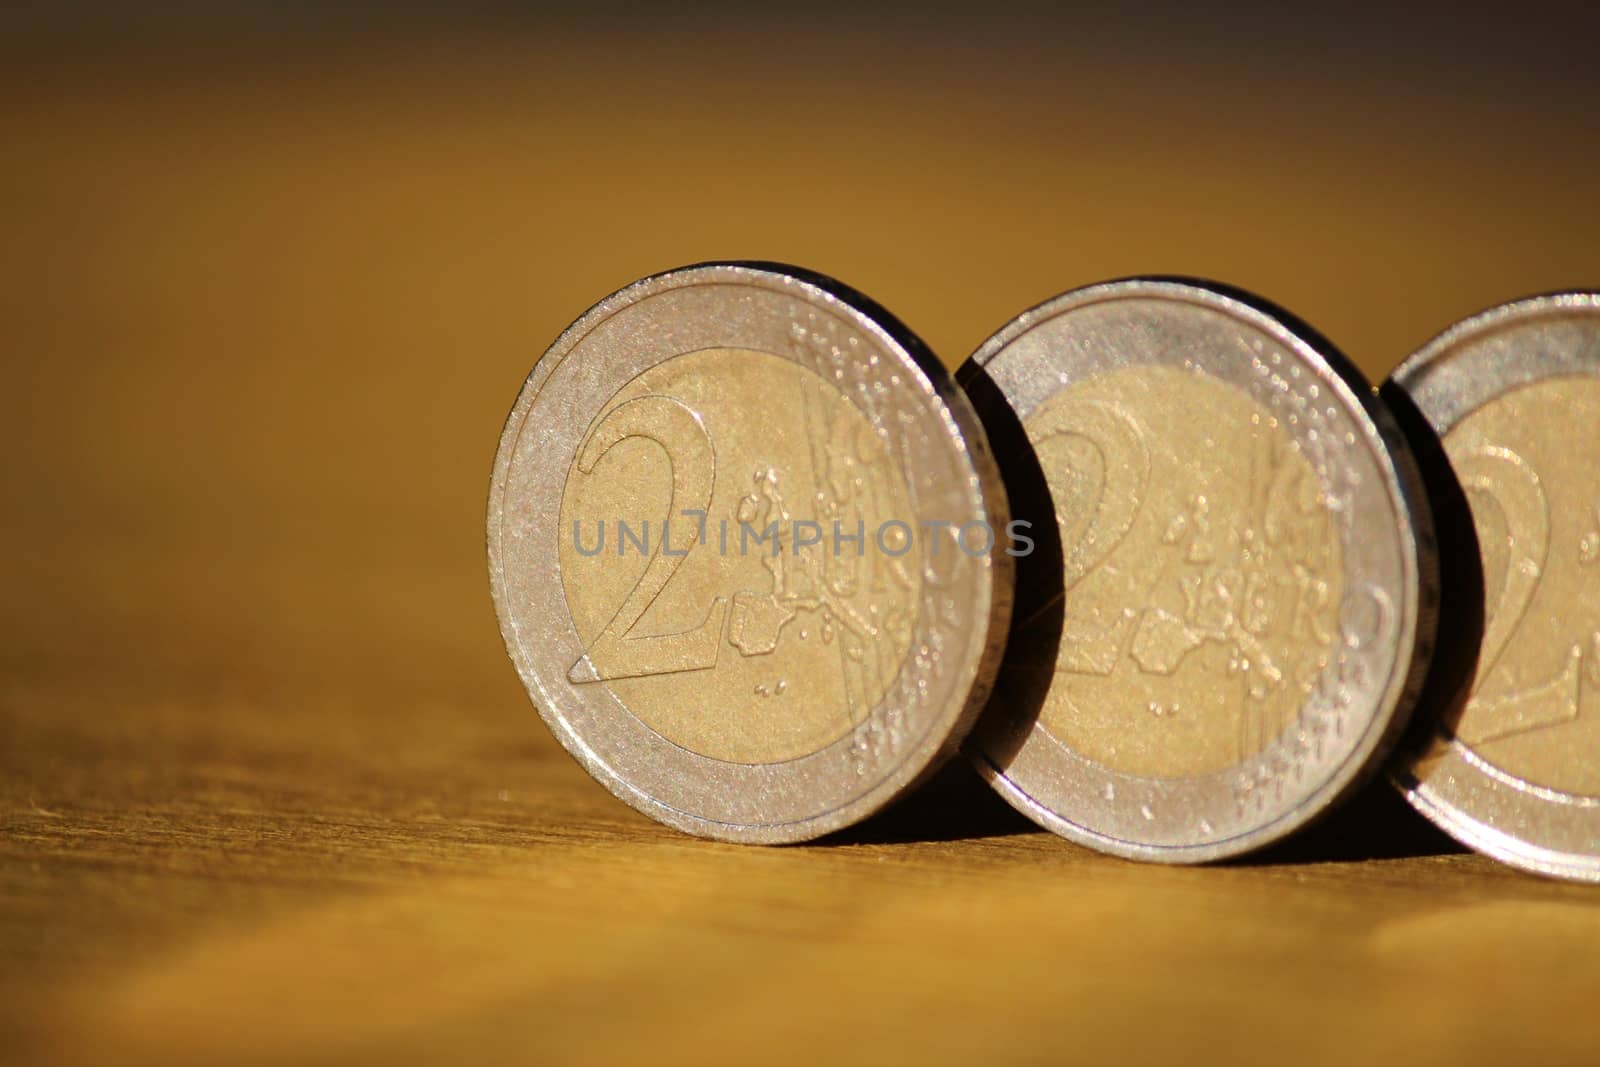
[1024,364,1343,779]
[1440,374,1600,797]
[557,347,921,765]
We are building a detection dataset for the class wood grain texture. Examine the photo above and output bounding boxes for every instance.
[4,16,1599,1065]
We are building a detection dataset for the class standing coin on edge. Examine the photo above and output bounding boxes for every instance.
[488,263,1012,843]
[960,278,1438,862]
[1389,293,1600,881]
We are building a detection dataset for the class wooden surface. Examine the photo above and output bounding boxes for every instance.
[4,16,1600,1065]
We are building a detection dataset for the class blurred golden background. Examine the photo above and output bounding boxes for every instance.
[3,5,1598,1065]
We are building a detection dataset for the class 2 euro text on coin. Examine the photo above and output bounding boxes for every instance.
[1390,293,1600,881]
[961,278,1438,862]
[488,263,1012,843]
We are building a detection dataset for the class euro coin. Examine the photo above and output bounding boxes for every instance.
[488,262,1012,842]
[961,278,1438,862]
[1389,293,1600,881]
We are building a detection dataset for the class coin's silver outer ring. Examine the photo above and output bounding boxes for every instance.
[487,262,1012,843]
[965,278,1437,863]
[1389,292,1600,882]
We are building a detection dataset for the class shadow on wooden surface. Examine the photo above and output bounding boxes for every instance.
[826,761,1041,846]
[832,763,1466,865]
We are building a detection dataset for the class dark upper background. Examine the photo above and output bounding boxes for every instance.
[5,3,1597,699]
[3,5,1599,1063]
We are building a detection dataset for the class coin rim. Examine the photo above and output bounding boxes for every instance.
[964,276,1436,862]
[487,262,1012,843]
[1388,291,1600,882]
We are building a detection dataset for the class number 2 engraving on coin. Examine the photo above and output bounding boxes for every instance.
[557,347,922,765]
[566,395,726,684]
[1453,433,1600,752]
[1029,365,1344,779]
